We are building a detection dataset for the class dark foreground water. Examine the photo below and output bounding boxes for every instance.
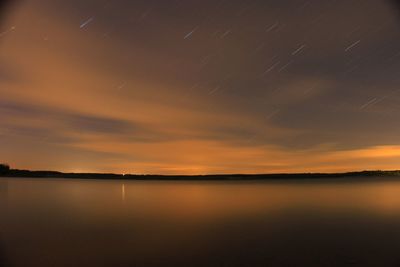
[1,177,400,267]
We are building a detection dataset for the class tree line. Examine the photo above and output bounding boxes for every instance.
[0,164,10,175]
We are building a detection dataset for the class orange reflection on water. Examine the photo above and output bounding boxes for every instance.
[4,177,400,267]
[5,178,400,222]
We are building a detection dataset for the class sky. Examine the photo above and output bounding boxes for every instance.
[1,0,400,174]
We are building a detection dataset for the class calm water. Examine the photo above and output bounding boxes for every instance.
[2,177,400,267]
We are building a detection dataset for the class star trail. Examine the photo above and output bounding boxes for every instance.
[1,0,400,174]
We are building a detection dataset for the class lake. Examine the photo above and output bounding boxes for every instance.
[1,177,400,267]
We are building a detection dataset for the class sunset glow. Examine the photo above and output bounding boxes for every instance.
[1,1,400,174]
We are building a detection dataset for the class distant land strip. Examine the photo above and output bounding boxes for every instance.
[1,166,400,180]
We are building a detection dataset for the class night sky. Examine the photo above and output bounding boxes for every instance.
[1,0,400,174]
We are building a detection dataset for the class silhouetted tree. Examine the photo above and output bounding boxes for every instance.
[0,164,10,175]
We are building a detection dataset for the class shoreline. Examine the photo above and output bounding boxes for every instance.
[1,170,400,180]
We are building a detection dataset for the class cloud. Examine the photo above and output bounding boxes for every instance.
[0,60,25,83]
[1,0,400,173]
[0,99,171,139]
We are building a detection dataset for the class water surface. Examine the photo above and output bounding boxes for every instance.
[1,177,400,266]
